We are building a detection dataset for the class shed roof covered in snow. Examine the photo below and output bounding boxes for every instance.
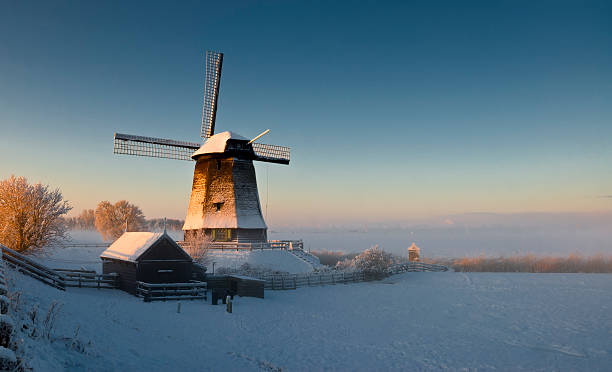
[100,232,189,262]
[191,131,248,159]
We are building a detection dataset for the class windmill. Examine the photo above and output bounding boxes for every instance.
[113,50,290,243]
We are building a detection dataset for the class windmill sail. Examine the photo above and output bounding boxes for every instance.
[252,142,291,165]
[113,133,199,161]
[201,50,224,140]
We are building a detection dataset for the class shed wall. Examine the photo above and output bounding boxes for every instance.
[102,259,138,294]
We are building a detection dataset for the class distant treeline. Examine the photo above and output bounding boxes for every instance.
[314,249,612,273]
[426,255,612,273]
[65,209,184,232]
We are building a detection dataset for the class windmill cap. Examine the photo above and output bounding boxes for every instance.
[191,131,248,159]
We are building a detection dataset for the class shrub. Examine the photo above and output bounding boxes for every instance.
[352,245,394,274]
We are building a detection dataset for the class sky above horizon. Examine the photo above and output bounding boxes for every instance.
[1,0,611,228]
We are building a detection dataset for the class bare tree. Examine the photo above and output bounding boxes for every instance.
[94,200,145,241]
[0,175,72,252]
[183,230,211,266]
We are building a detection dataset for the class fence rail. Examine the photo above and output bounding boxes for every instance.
[46,243,111,248]
[136,281,208,302]
[0,244,118,290]
[1,244,66,290]
[179,240,304,251]
[59,269,119,289]
[253,262,448,290]
[389,262,449,274]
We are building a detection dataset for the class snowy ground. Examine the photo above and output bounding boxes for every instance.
[206,250,314,274]
[6,270,612,371]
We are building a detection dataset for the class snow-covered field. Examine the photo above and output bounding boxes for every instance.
[6,269,612,371]
[206,250,315,273]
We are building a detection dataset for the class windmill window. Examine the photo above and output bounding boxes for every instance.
[216,160,222,170]
[214,202,223,212]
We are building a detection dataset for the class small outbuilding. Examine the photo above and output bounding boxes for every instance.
[408,242,420,262]
[100,232,194,294]
[206,274,265,299]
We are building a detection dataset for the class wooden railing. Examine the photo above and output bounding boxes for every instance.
[136,281,208,302]
[388,262,449,274]
[46,243,110,248]
[55,269,119,289]
[0,244,119,290]
[254,271,366,290]
[1,244,66,290]
[253,262,449,290]
[179,240,304,251]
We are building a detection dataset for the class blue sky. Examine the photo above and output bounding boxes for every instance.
[1,0,611,226]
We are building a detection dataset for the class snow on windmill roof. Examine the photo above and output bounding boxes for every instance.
[100,232,166,262]
[191,131,248,159]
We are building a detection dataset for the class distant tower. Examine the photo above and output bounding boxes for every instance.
[408,243,420,262]
[112,50,291,243]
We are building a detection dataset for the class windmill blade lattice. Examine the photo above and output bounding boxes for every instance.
[252,142,291,164]
[114,133,199,161]
[201,50,224,140]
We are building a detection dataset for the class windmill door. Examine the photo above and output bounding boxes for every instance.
[212,228,232,242]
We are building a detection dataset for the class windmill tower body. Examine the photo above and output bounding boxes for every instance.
[183,132,267,242]
[112,50,290,243]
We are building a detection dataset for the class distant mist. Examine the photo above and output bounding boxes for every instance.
[269,212,612,257]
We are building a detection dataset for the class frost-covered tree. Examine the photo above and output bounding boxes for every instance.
[0,175,72,252]
[66,209,96,230]
[94,200,145,241]
[184,230,211,265]
[351,245,394,274]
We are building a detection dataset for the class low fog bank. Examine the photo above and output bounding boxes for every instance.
[269,212,612,257]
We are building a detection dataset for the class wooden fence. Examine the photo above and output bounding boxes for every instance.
[136,281,208,302]
[261,271,366,290]
[55,269,118,289]
[254,262,448,290]
[179,240,304,251]
[0,245,118,290]
[388,262,449,274]
[46,243,110,248]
